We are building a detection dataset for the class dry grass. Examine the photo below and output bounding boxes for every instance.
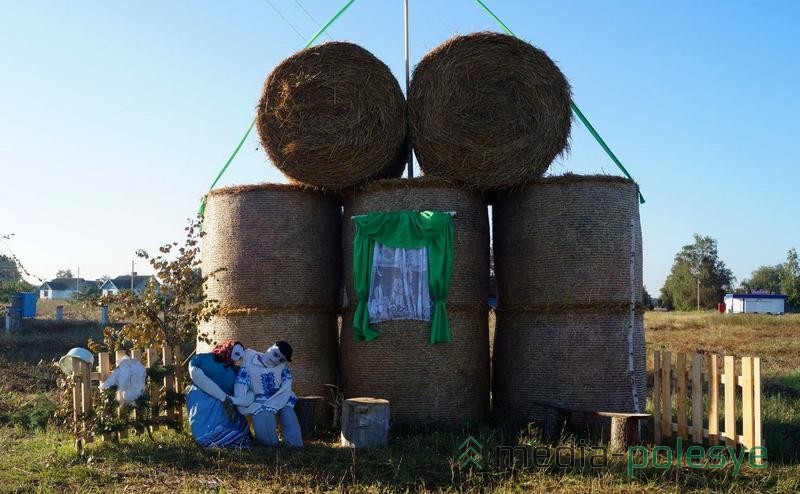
[35,299,104,322]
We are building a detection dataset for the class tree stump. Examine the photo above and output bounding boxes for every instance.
[295,396,324,440]
[598,412,652,451]
[340,397,389,448]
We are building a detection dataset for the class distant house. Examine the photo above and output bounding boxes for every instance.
[724,293,787,315]
[39,278,97,300]
[100,274,157,296]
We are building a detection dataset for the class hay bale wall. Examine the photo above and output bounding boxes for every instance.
[409,32,572,190]
[340,178,490,426]
[257,42,407,190]
[492,175,646,423]
[197,310,337,398]
[199,183,341,399]
[202,184,341,309]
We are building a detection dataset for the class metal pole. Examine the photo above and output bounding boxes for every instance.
[697,278,700,311]
[404,0,413,178]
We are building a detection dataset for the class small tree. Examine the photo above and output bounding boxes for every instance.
[93,220,218,351]
[660,234,735,311]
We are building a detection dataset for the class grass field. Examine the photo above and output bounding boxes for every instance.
[0,312,798,493]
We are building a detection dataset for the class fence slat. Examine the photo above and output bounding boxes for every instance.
[691,353,704,444]
[72,358,82,435]
[163,346,175,421]
[676,353,688,439]
[724,356,737,447]
[114,350,129,439]
[653,350,661,444]
[661,351,672,440]
[174,346,184,423]
[146,347,160,431]
[741,357,754,450]
[81,360,92,441]
[98,352,111,381]
[708,354,720,446]
[753,357,763,464]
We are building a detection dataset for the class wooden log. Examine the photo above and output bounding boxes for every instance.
[340,398,389,449]
[295,396,324,440]
[598,412,652,451]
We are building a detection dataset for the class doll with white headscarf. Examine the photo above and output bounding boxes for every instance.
[185,340,252,448]
[234,340,303,447]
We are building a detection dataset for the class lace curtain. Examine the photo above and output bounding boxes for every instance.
[367,243,431,323]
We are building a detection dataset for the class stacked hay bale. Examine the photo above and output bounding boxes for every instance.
[491,175,646,424]
[340,177,490,427]
[199,184,341,398]
[409,32,572,190]
[257,41,407,190]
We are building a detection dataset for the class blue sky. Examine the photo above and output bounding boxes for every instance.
[1,0,798,294]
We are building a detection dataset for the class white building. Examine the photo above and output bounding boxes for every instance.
[39,278,96,300]
[100,274,156,296]
[724,294,787,315]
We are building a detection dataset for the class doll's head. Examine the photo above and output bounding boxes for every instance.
[262,341,293,367]
[212,340,246,366]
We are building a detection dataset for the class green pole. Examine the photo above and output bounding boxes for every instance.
[471,0,644,204]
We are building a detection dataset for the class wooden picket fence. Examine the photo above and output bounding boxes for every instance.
[70,346,184,451]
[652,350,763,463]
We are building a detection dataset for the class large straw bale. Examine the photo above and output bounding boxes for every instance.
[340,177,490,426]
[257,42,407,190]
[409,32,572,190]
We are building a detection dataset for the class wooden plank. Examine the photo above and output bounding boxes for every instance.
[741,357,754,450]
[708,354,720,445]
[676,353,688,439]
[163,346,175,421]
[146,347,160,431]
[81,360,92,436]
[98,352,111,381]
[72,358,82,435]
[753,357,763,463]
[132,349,142,361]
[653,351,661,443]
[724,356,737,447]
[173,347,184,422]
[661,351,672,440]
[691,353,704,444]
[115,349,127,364]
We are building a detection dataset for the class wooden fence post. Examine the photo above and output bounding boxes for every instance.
[754,357,763,464]
[81,360,92,442]
[72,358,82,451]
[146,347,160,431]
[723,356,737,448]
[115,350,129,439]
[676,353,687,439]
[708,354,720,446]
[660,351,672,440]
[653,350,661,443]
[162,346,175,424]
[691,353,704,444]
[173,347,184,424]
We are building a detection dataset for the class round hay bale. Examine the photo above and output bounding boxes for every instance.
[493,175,642,307]
[257,42,407,190]
[409,32,572,190]
[197,309,337,399]
[340,177,490,426]
[492,175,645,424]
[492,311,646,420]
[202,183,342,309]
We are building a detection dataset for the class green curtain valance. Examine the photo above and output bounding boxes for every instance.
[352,210,454,344]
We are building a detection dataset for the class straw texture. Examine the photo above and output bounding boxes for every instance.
[257,41,407,190]
[492,311,647,421]
[340,177,490,426]
[197,310,337,399]
[409,32,572,190]
[492,175,645,423]
[493,175,642,306]
[202,183,342,309]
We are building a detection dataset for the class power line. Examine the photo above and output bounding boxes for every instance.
[295,0,334,40]
[264,0,307,43]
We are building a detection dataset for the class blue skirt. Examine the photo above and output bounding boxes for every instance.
[186,385,251,448]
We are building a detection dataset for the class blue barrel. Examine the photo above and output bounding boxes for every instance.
[9,294,23,317]
[20,292,38,318]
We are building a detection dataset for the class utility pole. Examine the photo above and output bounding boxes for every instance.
[697,278,701,311]
[404,0,413,178]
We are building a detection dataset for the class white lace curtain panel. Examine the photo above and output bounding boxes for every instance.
[367,242,432,323]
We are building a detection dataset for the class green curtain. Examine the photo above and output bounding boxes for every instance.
[352,210,454,344]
